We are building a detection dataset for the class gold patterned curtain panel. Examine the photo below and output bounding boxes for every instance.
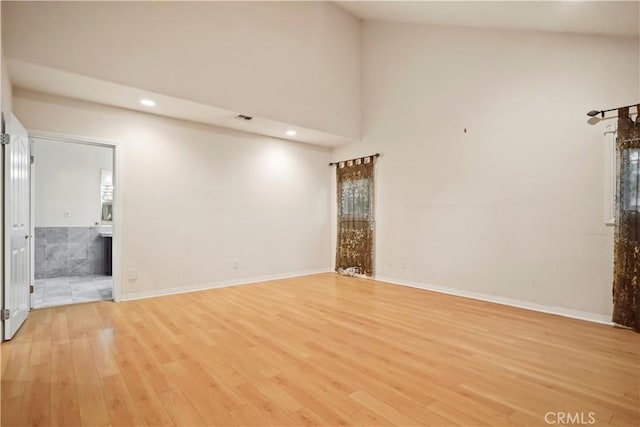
[612,106,640,332]
[335,156,375,277]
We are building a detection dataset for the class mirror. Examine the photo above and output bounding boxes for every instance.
[101,169,113,223]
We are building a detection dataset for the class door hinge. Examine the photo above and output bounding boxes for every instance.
[2,309,9,320]
[30,155,34,164]
[0,133,9,145]
[30,285,34,294]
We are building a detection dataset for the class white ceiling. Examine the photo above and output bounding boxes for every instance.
[335,1,640,37]
[5,1,637,148]
[4,1,361,146]
[10,60,356,147]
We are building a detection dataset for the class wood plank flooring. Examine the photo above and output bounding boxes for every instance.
[1,273,638,426]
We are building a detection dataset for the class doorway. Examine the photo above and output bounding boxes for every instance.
[31,137,115,308]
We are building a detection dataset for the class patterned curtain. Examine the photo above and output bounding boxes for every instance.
[612,106,640,331]
[336,156,375,277]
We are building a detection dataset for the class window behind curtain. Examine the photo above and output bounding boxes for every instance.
[612,106,640,331]
[335,157,375,277]
[623,149,639,211]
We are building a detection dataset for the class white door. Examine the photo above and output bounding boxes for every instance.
[3,113,31,340]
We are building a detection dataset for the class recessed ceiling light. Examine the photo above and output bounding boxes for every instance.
[286,130,297,136]
[140,99,156,107]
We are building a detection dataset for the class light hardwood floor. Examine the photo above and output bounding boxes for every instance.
[1,273,638,426]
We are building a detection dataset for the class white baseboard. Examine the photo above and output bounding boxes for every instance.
[374,275,612,325]
[120,268,331,302]
[120,269,612,326]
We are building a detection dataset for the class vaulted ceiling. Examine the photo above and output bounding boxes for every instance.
[3,1,637,147]
[335,1,639,37]
[3,1,362,146]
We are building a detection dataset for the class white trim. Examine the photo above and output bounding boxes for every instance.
[122,269,611,325]
[29,139,35,313]
[604,123,616,226]
[374,275,612,325]
[120,268,331,301]
[27,129,123,303]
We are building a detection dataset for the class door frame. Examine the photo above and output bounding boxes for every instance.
[28,129,123,303]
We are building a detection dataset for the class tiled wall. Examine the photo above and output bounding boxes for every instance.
[35,227,107,279]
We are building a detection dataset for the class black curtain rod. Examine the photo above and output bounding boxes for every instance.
[329,153,380,166]
[587,103,639,118]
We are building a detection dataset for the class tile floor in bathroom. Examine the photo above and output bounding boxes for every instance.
[32,275,113,309]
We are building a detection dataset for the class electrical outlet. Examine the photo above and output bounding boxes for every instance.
[233,260,239,270]
[402,259,407,269]
[64,210,71,218]
[128,269,138,282]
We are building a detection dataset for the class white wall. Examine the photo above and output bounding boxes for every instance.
[33,139,112,227]
[332,22,640,318]
[3,1,361,139]
[14,89,332,297]
[1,54,10,115]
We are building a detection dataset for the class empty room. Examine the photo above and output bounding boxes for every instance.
[0,1,638,426]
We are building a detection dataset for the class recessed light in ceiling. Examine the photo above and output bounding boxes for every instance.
[286,130,297,136]
[140,99,156,107]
